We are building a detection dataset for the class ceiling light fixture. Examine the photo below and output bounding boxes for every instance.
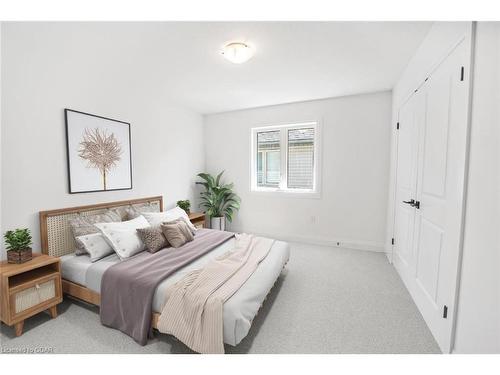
[221,42,254,64]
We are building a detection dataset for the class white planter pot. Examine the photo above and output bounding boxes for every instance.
[210,216,226,231]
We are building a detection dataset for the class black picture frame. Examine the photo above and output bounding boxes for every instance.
[64,108,133,194]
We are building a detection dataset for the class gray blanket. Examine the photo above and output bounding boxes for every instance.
[100,228,234,345]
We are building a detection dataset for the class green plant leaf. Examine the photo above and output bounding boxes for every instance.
[4,228,32,251]
[215,170,224,186]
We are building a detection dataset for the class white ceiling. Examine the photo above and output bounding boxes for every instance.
[164,22,432,113]
[33,22,433,114]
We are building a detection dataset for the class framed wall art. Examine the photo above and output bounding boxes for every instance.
[65,109,132,194]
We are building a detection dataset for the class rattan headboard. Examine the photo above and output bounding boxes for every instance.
[39,196,163,257]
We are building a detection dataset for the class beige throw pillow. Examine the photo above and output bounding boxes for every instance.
[161,218,194,248]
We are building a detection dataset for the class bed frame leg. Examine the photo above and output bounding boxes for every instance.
[48,306,58,319]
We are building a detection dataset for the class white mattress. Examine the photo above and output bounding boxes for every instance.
[60,237,290,346]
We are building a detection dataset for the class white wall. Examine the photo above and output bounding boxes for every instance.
[0,23,205,259]
[453,22,500,354]
[204,91,392,251]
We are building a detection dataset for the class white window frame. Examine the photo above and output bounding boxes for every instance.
[250,121,321,198]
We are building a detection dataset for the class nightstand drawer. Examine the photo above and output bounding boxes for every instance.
[194,222,205,229]
[188,212,206,229]
[14,278,56,314]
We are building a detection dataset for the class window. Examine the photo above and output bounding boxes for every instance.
[251,122,320,195]
[256,131,281,187]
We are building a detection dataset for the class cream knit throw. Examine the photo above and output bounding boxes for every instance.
[157,234,274,353]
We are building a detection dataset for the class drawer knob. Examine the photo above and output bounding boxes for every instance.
[35,284,40,289]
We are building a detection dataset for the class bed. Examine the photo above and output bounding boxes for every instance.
[39,196,290,348]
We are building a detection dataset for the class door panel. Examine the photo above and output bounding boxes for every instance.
[396,208,412,266]
[415,218,444,303]
[422,74,452,197]
[392,38,471,353]
[393,94,419,275]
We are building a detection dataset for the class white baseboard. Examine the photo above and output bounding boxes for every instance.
[231,228,385,253]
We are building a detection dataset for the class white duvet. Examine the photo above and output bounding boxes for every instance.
[60,237,290,346]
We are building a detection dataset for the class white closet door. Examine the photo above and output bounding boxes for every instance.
[393,93,420,283]
[393,39,471,353]
[411,40,470,353]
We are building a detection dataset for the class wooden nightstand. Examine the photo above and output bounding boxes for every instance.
[0,254,62,336]
[188,212,206,229]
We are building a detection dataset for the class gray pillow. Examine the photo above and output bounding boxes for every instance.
[161,219,194,248]
[69,210,122,255]
[137,225,169,253]
[126,204,159,220]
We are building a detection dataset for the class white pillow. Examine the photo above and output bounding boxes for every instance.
[95,215,150,260]
[142,206,197,232]
[75,233,114,262]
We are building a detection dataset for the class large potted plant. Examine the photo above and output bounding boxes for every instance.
[4,228,33,264]
[196,171,241,231]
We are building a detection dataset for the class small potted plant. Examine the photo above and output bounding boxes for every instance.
[176,199,191,215]
[4,228,33,264]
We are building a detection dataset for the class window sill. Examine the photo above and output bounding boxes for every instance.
[250,188,321,199]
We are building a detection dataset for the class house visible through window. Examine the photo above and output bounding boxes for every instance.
[252,122,319,194]
[287,128,315,189]
[256,131,281,187]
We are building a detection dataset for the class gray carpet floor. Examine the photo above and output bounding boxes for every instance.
[0,243,440,354]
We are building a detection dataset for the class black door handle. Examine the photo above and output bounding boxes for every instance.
[402,199,421,209]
